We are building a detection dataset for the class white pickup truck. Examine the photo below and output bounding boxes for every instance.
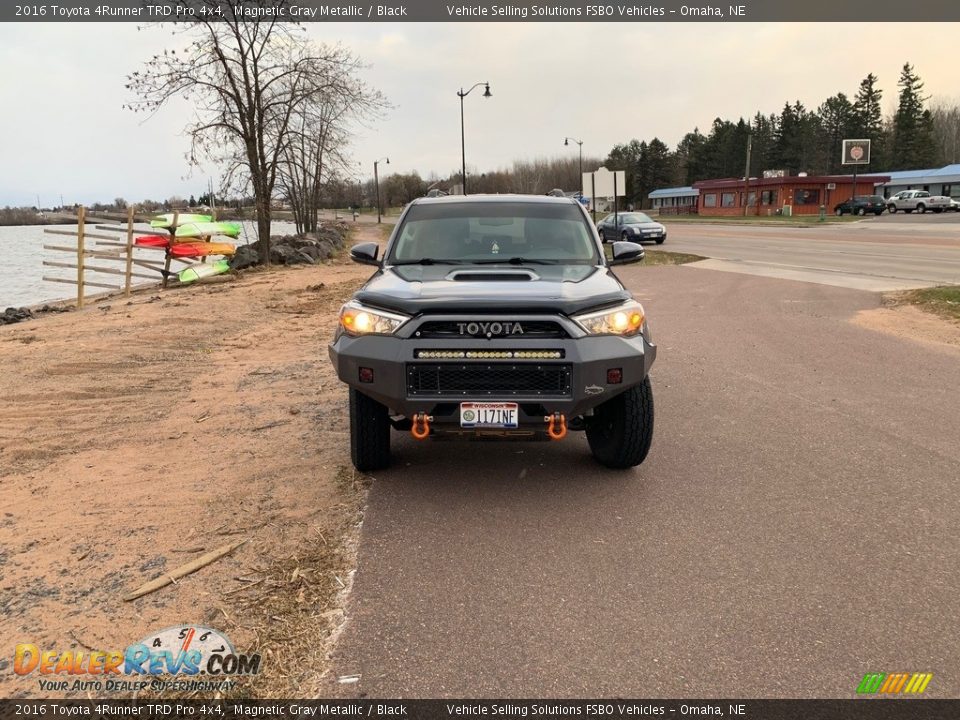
[886,190,952,214]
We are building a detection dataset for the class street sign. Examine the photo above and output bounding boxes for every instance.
[584,167,626,198]
[842,139,871,165]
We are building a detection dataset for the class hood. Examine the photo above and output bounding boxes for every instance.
[354,263,631,316]
[626,221,665,230]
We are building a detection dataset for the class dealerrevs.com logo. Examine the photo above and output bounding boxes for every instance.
[857,672,933,695]
[14,625,261,693]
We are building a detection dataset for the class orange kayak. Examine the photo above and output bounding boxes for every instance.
[169,242,236,258]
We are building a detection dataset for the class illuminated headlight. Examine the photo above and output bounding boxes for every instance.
[573,300,646,337]
[338,301,409,336]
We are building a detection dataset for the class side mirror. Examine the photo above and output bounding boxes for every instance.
[349,242,380,267]
[609,241,644,266]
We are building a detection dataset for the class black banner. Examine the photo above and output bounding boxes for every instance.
[3,0,960,23]
[1,700,960,720]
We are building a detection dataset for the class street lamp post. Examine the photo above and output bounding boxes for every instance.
[564,136,584,199]
[373,156,389,223]
[457,81,491,195]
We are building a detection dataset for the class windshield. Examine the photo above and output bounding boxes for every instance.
[388,201,599,265]
[620,213,654,224]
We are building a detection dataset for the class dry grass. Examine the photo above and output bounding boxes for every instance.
[887,286,960,322]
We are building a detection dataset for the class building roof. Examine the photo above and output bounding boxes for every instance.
[879,164,960,185]
[648,186,699,198]
[693,174,891,190]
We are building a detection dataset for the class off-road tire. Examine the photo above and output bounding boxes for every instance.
[586,377,654,469]
[350,388,391,472]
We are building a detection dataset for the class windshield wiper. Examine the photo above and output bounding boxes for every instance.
[472,257,560,265]
[390,258,467,266]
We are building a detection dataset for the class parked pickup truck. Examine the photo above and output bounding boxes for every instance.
[886,190,952,214]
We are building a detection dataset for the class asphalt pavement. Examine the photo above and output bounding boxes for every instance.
[327,265,960,698]
[661,217,960,291]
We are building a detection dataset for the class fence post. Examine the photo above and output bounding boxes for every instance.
[77,206,86,309]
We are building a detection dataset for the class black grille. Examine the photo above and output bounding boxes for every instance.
[407,363,572,398]
[414,320,569,339]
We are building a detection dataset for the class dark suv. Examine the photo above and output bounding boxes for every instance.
[833,195,887,216]
[329,195,656,471]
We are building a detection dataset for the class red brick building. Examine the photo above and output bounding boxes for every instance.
[692,174,891,216]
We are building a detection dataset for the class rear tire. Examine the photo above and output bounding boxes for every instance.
[586,377,654,469]
[857,207,866,216]
[835,208,844,216]
[349,388,391,472]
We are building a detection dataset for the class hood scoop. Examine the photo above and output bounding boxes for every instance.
[447,268,539,282]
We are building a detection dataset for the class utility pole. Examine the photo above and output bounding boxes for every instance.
[742,134,753,217]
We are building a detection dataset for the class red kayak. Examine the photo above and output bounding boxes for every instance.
[169,242,236,258]
[135,235,171,247]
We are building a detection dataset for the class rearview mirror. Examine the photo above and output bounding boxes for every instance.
[609,241,644,266]
[349,242,380,267]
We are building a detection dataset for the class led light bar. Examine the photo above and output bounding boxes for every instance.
[415,350,564,360]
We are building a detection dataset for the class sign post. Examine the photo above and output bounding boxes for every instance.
[842,139,872,204]
[583,167,627,225]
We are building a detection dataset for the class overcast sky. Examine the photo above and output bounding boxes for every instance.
[0,22,955,207]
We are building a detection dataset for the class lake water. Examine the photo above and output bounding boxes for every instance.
[0,221,297,308]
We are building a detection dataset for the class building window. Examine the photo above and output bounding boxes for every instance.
[761,190,778,205]
[794,189,820,206]
[721,192,736,207]
[704,193,717,208]
[746,191,757,207]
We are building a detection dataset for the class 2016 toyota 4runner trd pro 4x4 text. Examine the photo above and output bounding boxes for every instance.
[329,195,656,471]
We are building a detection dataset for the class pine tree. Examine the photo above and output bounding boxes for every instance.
[818,93,855,173]
[852,73,887,169]
[892,63,933,170]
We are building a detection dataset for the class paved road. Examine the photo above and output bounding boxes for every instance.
[661,219,960,291]
[328,266,960,698]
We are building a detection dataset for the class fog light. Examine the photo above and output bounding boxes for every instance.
[607,368,622,384]
[359,367,374,383]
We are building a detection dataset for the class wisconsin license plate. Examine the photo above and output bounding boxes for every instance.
[460,401,519,428]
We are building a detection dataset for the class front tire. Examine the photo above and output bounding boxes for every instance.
[835,208,844,216]
[655,237,665,245]
[917,204,926,214]
[888,205,898,213]
[598,229,606,243]
[349,388,391,472]
[586,377,654,469]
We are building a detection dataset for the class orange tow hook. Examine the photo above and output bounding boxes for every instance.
[411,413,433,440]
[545,412,567,440]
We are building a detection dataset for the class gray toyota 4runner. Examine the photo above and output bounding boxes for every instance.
[329,195,656,471]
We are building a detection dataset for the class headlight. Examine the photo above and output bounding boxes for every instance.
[338,301,409,336]
[573,300,646,337]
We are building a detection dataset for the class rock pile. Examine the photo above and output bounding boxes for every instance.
[230,221,349,270]
[1,307,32,325]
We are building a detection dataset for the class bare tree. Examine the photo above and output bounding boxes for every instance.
[930,98,960,166]
[125,1,384,263]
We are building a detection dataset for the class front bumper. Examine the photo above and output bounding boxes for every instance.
[328,315,656,423]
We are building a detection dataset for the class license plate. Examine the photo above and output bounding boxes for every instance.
[460,401,518,428]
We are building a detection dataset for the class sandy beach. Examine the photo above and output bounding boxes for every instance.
[0,226,381,698]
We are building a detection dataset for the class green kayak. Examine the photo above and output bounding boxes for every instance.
[175,221,242,239]
[150,213,213,228]
[179,260,231,284]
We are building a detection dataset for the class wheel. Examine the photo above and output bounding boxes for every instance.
[586,377,654,469]
[875,210,883,216]
[888,205,898,213]
[917,204,926,213]
[655,237,665,245]
[621,231,630,242]
[349,388,391,472]
[598,229,606,243]
[835,207,844,216]
[857,207,866,216]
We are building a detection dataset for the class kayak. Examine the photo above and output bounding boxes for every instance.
[135,235,172,247]
[175,221,242,239]
[179,260,231,284]
[169,242,236,258]
[150,213,213,229]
